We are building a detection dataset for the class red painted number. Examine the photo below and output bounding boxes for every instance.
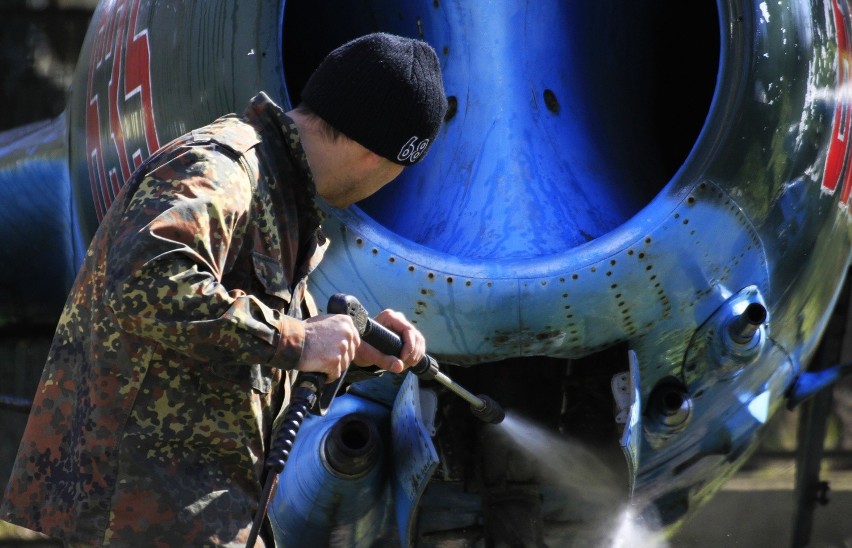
[823,0,852,207]
[85,0,160,220]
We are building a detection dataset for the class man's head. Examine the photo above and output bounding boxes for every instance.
[301,32,447,168]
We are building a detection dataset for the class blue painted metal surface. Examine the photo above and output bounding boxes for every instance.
[2,0,852,543]
[314,179,770,364]
[390,373,439,547]
[0,115,84,326]
[268,374,439,547]
[269,394,392,547]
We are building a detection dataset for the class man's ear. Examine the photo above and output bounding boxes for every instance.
[362,148,385,168]
[337,137,379,169]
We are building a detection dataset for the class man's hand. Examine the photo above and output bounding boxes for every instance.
[297,314,361,381]
[354,309,426,373]
[296,309,426,380]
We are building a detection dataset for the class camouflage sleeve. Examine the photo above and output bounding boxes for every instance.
[102,144,304,369]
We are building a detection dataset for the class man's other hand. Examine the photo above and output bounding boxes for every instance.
[353,309,426,373]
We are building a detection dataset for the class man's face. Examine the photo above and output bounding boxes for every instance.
[322,159,404,208]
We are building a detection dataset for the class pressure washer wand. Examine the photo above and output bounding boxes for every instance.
[327,293,505,424]
[248,294,504,546]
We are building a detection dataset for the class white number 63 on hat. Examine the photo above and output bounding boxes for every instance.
[397,136,430,163]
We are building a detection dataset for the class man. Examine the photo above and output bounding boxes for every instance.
[1,32,447,546]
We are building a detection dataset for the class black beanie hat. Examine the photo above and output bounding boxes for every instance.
[300,33,447,165]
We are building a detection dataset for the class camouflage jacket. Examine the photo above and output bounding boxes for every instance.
[1,93,327,546]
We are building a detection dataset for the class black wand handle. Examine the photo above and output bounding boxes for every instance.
[327,293,440,378]
[326,293,505,425]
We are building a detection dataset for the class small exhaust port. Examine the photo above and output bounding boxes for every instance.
[647,378,692,430]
